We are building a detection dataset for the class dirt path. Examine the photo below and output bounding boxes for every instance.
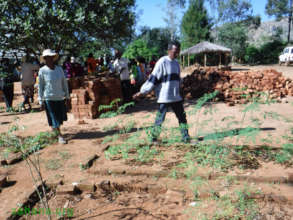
[0,65,293,220]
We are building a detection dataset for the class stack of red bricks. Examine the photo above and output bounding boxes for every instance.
[70,77,122,119]
[182,67,293,105]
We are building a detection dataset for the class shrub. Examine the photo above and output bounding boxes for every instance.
[244,46,260,65]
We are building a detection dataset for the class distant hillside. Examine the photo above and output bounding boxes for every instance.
[211,18,291,47]
[247,18,290,46]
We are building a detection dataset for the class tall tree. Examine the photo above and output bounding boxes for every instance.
[138,26,174,58]
[180,0,212,49]
[169,0,253,24]
[265,0,293,43]
[216,0,253,23]
[218,23,248,60]
[163,0,181,40]
[0,0,136,56]
[123,39,158,61]
[167,0,186,8]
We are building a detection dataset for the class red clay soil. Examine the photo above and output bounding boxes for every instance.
[0,65,293,220]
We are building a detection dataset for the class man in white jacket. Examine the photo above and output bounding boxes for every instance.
[113,50,132,103]
[133,41,192,144]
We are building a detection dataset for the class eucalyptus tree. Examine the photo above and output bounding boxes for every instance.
[266,0,293,43]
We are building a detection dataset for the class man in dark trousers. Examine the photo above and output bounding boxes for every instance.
[0,58,17,112]
[133,41,193,144]
[113,50,132,103]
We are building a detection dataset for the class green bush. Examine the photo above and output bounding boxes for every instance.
[244,46,260,65]
[244,40,286,65]
[259,40,285,64]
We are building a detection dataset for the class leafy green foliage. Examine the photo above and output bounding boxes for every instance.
[244,45,261,64]
[217,0,253,23]
[266,0,291,19]
[244,40,286,65]
[0,127,57,158]
[123,39,158,61]
[99,99,134,118]
[259,40,286,64]
[0,0,136,55]
[275,143,293,164]
[119,120,136,134]
[136,146,158,163]
[211,187,259,219]
[137,26,174,58]
[218,23,248,60]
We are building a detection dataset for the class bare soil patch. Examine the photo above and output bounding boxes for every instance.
[0,64,293,220]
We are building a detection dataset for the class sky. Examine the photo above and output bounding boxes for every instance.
[135,0,271,33]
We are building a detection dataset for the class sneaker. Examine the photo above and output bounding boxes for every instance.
[58,136,67,144]
[151,138,159,145]
[189,140,198,145]
[182,137,191,143]
[182,137,198,145]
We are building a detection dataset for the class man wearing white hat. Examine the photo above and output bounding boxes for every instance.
[38,49,69,144]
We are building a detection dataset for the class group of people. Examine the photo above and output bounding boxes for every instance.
[1,40,195,145]
[100,42,194,144]
[0,55,41,112]
[113,51,157,103]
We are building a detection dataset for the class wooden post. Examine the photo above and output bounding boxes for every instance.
[219,52,222,67]
[188,53,190,66]
[183,55,185,67]
[204,53,207,67]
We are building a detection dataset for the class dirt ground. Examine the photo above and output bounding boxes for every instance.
[0,64,293,220]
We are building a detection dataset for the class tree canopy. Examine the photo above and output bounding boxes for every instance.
[123,39,157,61]
[180,0,212,49]
[218,23,248,60]
[216,0,253,23]
[265,0,293,42]
[139,26,174,58]
[0,0,136,56]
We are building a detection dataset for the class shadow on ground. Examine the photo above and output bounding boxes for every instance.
[198,127,276,141]
[66,126,153,140]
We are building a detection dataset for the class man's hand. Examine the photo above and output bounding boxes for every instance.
[133,92,143,100]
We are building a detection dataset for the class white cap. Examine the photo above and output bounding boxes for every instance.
[42,49,57,57]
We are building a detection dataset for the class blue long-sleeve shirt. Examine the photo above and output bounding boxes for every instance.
[38,65,69,103]
[140,56,182,103]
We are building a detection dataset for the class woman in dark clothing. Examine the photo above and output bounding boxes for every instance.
[0,58,17,111]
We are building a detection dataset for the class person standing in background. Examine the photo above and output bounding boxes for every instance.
[38,49,69,144]
[113,49,132,103]
[0,58,17,112]
[62,56,71,78]
[87,53,97,76]
[20,55,39,111]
